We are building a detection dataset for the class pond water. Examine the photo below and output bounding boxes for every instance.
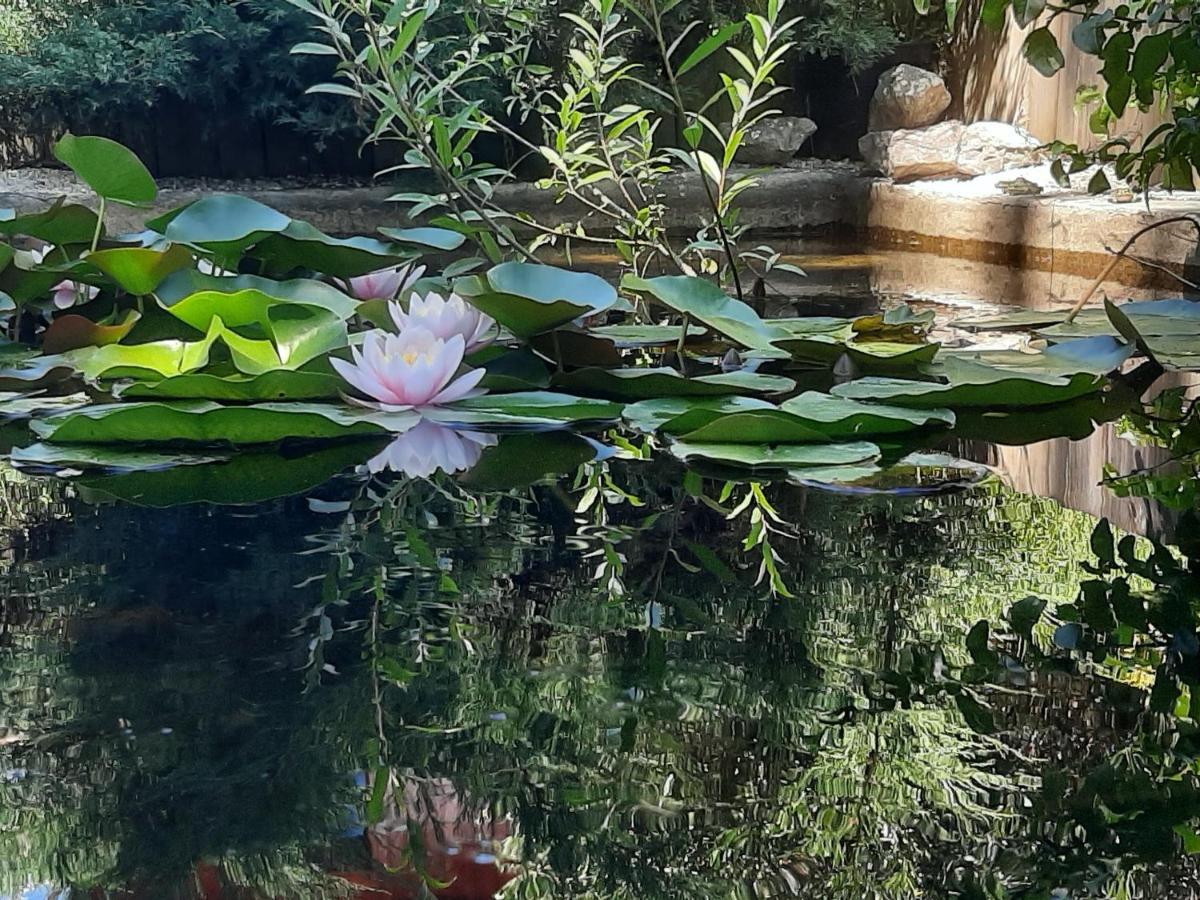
[1,245,1199,899]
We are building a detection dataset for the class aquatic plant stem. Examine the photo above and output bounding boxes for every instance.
[90,197,105,253]
[1066,215,1200,322]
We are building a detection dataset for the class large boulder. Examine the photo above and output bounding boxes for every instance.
[859,120,1043,182]
[737,116,817,165]
[868,64,952,131]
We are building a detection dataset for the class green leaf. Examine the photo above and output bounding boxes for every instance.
[1012,0,1045,28]
[154,270,357,330]
[586,323,708,347]
[424,391,623,429]
[157,195,292,260]
[1131,32,1172,94]
[1087,168,1111,194]
[1008,595,1048,636]
[668,440,880,470]
[53,134,156,206]
[621,274,790,350]
[980,0,1011,29]
[377,226,467,251]
[112,368,345,402]
[456,263,618,338]
[0,202,101,245]
[550,367,795,401]
[85,244,194,295]
[658,391,955,443]
[676,22,743,77]
[250,220,416,278]
[831,355,1104,408]
[1024,27,1065,77]
[30,400,417,446]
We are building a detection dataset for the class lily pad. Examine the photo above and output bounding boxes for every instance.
[457,262,618,338]
[30,401,418,446]
[0,354,77,391]
[665,392,955,444]
[669,440,881,470]
[11,442,224,473]
[475,348,552,391]
[621,274,790,350]
[154,270,358,328]
[251,220,416,278]
[425,391,623,429]
[43,310,141,355]
[0,391,90,420]
[377,226,467,251]
[851,304,936,339]
[530,328,623,368]
[550,367,795,401]
[0,202,101,246]
[774,334,940,371]
[585,323,709,347]
[158,194,292,261]
[831,356,1105,408]
[54,133,156,206]
[112,368,345,401]
[85,244,194,295]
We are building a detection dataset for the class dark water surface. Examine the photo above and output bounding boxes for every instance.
[2,247,1200,899]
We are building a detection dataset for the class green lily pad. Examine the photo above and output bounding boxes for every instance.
[852,303,935,339]
[457,262,618,338]
[54,133,156,206]
[623,396,765,435]
[831,356,1104,408]
[585,323,709,347]
[550,367,795,401]
[112,368,345,401]
[669,439,880,470]
[774,334,940,371]
[667,392,954,444]
[30,400,417,446]
[951,308,1069,331]
[66,325,220,380]
[459,432,602,490]
[0,202,101,246]
[378,226,467,251]
[154,270,357,328]
[157,194,292,261]
[85,244,194,295]
[251,220,416,278]
[475,348,552,391]
[621,274,790,350]
[530,328,623,368]
[425,391,623,429]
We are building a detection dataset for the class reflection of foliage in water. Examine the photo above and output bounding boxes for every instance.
[0,453,1191,898]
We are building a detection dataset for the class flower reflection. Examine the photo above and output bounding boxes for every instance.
[366,419,497,478]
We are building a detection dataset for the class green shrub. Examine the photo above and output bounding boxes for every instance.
[0,0,360,143]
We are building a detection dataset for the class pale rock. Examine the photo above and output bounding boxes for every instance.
[868,64,952,132]
[858,120,1043,182]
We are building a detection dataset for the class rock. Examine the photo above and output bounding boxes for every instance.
[737,116,817,165]
[868,64,951,132]
[858,120,1043,182]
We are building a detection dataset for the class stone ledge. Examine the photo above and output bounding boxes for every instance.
[2,162,1197,276]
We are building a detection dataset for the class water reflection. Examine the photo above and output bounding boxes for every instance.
[6,438,1187,898]
[365,420,498,477]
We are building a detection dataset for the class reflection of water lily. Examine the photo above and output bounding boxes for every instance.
[332,327,485,410]
[391,291,495,353]
[366,419,497,477]
[343,263,425,301]
[50,280,99,310]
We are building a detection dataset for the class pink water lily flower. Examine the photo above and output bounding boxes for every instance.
[332,326,486,411]
[390,291,495,353]
[50,279,99,310]
[365,419,498,477]
[343,263,426,301]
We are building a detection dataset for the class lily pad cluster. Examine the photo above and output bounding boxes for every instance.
[0,135,1174,502]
